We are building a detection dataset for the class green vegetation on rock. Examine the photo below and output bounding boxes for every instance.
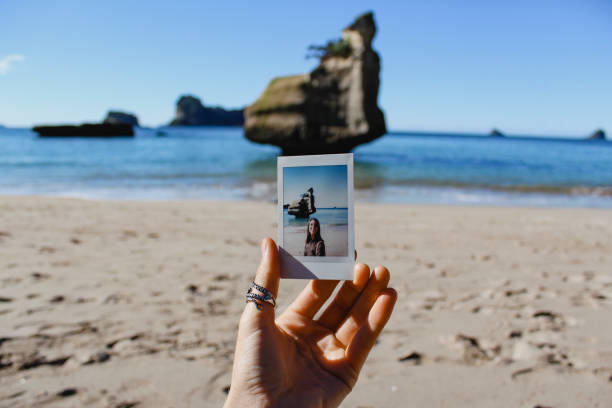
[307,38,352,60]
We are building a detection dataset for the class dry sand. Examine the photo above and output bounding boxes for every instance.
[0,196,611,407]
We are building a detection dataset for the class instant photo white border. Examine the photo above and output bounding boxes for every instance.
[277,153,355,280]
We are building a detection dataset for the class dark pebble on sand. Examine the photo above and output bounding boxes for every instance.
[0,297,13,303]
[115,402,140,408]
[84,351,111,365]
[398,352,423,365]
[509,330,522,338]
[57,388,78,397]
[222,385,231,394]
[511,367,533,379]
[50,295,65,303]
[533,311,558,318]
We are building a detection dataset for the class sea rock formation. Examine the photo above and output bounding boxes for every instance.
[489,128,505,137]
[287,188,316,218]
[33,124,134,137]
[170,95,243,126]
[103,111,139,127]
[588,129,607,140]
[244,12,386,155]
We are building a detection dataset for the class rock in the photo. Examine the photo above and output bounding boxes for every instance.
[244,12,386,155]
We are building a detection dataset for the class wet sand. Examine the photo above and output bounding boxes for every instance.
[0,196,611,407]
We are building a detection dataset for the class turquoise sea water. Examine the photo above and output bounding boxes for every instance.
[0,126,611,207]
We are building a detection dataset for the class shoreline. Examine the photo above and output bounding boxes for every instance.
[0,192,612,210]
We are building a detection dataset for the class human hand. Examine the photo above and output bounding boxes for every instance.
[224,238,397,408]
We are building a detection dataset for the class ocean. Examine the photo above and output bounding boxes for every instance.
[284,208,349,227]
[0,126,611,208]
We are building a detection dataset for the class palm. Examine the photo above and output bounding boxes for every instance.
[226,240,396,408]
[276,311,356,403]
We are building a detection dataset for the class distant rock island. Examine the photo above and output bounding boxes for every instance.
[244,12,386,155]
[489,128,505,137]
[103,111,139,127]
[588,129,606,140]
[169,95,243,126]
[33,110,136,137]
[33,123,134,137]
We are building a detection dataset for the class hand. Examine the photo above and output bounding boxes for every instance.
[224,238,397,408]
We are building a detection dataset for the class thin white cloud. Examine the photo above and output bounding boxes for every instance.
[0,54,25,75]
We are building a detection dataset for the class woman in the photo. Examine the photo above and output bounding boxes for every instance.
[304,218,325,256]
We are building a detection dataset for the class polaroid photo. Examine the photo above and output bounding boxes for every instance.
[277,153,355,280]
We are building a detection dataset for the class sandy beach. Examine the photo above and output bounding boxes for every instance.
[1,196,611,407]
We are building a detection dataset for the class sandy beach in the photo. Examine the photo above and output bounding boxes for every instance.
[1,196,611,407]
[283,224,349,257]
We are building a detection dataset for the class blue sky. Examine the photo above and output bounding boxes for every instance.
[284,166,348,208]
[1,0,610,137]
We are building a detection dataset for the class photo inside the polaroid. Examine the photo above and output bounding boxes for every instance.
[283,165,349,258]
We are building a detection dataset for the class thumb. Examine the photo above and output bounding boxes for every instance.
[243,238,280,320]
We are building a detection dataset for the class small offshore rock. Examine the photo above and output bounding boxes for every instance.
[103,111,139,127]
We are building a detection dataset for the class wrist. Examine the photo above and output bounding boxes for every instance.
[224,388,276,408]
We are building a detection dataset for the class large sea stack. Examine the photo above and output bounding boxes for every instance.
[244,12,386,155]
[170,95,244,126]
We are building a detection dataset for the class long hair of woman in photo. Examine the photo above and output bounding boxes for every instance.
[304,218,325,256]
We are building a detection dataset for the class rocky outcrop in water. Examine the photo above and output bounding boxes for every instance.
[33,124,134,137]
[103,111,139,127]
[287,188,316,218]
[244,12,386,155]
[170,95,243,126]
[489,128,505,137]
[588,129,607,140]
